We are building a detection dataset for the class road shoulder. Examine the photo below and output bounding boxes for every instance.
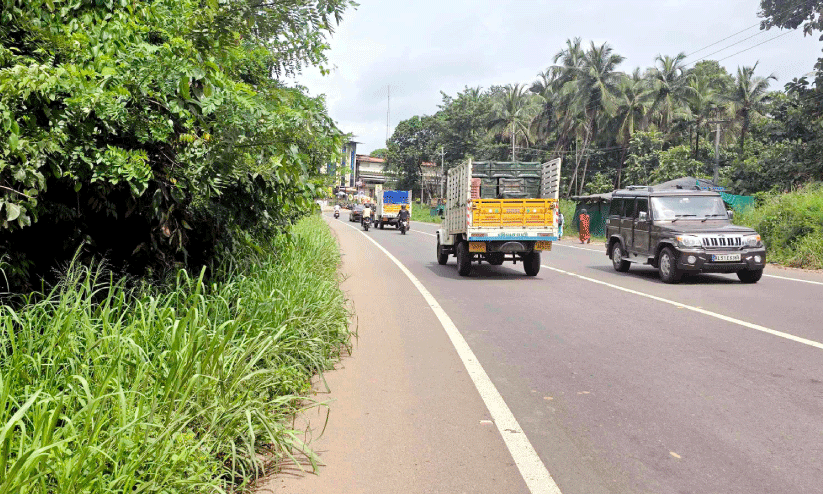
[256,217,529,494]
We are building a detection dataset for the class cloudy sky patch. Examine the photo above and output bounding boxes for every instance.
[293,0,822,154]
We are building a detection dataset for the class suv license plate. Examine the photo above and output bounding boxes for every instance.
[712,254,741,262]
[535,241,552,251]
[469,242,487,253]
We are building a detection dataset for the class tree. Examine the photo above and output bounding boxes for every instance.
[724,63,777,150]
[369,148,388,159]
[0,0,352,287]
[437,86,494,167]
[568,42,625,194]
[613,69,653,187]
[488,84,541,161]
[648,53,692,134]
[386,115,439,192]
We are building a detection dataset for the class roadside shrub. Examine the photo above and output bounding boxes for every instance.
[0,215,350,493]
[735,183,823,269]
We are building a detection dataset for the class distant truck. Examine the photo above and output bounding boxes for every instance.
[375,185,412,229]
[436,159,562,276]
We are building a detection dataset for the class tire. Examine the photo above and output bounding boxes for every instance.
[523,251,541,276]
[486,253,504,266]
[380,221,384,230]
[737,269,763,284]
[437,239,449,265]
[611,243,631,272]
[456,242,472,276]
[364,223,369,231]
[658,247,683,284]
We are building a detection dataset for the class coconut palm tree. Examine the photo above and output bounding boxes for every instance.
[685,72,718,156]
[567,41,625,194]
[613,69,653,188]
[649,53,691,133]
[724,63,776,151]
[488,83,541,161]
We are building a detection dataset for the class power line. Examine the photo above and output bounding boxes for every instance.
[684,24,760,59]
[715,30,794,63]
[685,30,769,67]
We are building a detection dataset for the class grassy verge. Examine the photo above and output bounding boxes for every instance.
[734,184,823,270]
[411,204,442,223]
[0,215,350,493]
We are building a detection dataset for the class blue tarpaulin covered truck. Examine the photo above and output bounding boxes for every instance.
[375,185,412,229]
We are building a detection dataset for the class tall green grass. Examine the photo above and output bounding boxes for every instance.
[0,215,350,493]
[735,184,823,270]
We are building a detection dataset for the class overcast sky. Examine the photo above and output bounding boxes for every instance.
[292,0,822,155]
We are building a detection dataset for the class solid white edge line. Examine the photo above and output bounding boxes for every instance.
[336,219,562,494]
[540,264,823,351]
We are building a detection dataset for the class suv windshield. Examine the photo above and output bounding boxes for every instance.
[651,196,727,220]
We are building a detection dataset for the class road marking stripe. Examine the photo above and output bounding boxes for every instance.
[540,264,823,351]
[552,242,823,286]
[763,274,823,286]
[338,220,562,494]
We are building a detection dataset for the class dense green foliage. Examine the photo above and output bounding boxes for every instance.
[0,215,350,493]
[387,4,823,202]
[735,184,823,269]
[0,0,352,288]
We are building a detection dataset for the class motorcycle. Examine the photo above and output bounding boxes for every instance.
[362,216,371,231]
[399,218,409,235]
[333,210,340,219]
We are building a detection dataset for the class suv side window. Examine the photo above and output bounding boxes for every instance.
[635,198,649,219]
[611,198,623,218]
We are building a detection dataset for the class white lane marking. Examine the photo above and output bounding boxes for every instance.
[554,243,603,253]
[337,221,562,494]
[763,274,823,286]
[415,230,437,237]
[552,241,823,286]
[540,264,823,351]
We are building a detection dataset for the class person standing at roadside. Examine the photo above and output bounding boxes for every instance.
[578,209,590,244]
[556,209,564,239]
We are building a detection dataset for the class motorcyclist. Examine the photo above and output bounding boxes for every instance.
[362,203,372,226]
[398,204,410,230]
[334,204,341,213]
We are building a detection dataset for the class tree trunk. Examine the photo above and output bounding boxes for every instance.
[576,117,594,196]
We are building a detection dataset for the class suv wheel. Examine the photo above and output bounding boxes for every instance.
[658,247,683,284]
[737,269,763,284]
[611,243,631,272]
[456,241,472,276]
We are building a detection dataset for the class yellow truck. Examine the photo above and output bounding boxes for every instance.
[436,159,561,276]
[375,185,412,229]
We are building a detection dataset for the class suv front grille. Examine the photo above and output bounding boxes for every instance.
[701,236,742,248]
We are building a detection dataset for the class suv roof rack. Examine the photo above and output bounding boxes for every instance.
[626,185,653,192]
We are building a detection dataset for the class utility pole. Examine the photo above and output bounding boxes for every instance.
[708,120,728,185]
[386,85,390,145]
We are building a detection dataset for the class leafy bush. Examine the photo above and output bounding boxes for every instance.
[0,215,350,493]
[0,0,352,289]
[735,184,823,269]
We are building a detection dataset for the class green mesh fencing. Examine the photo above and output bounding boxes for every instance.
[573,201,610,237]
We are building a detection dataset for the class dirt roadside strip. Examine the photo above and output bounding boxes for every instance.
[256,217,533,494]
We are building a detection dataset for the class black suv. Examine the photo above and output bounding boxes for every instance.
[605,187,766,283]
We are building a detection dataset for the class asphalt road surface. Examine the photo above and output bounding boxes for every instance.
[265,211,823,494]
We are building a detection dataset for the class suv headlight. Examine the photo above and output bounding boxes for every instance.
[676,235,702,248]
[743,234,762,248]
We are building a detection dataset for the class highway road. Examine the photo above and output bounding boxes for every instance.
[266,211,823,494]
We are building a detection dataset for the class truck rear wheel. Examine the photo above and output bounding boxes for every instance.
[437,238,449,265]
[456,242,472,276]
[523,251,541,276]
[379,220,384,229]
